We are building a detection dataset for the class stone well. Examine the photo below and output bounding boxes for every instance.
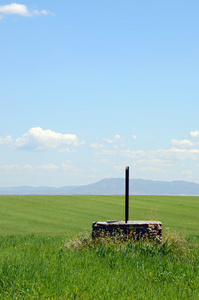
[92,167,163,242]
[92,220,162,241]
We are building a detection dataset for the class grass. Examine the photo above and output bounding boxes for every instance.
[0,195,198,235]
[0,195,198,299]
[0,232,198,299]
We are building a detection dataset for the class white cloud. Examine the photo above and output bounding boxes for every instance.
[61,162,82,176]
[1,164,20,171]
[35,164,59,171]
[32,9,51,16]
[0,162,81,174]
[171,139,194,148]
[132,135,137,140]
[40,10,50,15]
[104,135,122,144]
[58,148,76,153]
[90,142,104,149]
[61,162,73,171]
[0,164,32,171]
[0,3,31,16]
[190,130,199,138]
[157,148,199,160]
[0,135,12,145]
[15,127,84,151]
[98,159,109,163]
[182,170,193,176]
[112,164,124,171]
[134,159,174,167]
[91,168,99,172]
[121,150,145,159]
[99,149,117,156]
[0,3,52,19]
[121,148,199,161]
[139,166,165,173]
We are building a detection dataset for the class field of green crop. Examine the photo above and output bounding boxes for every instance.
[0,195,198,299]
[0,195,198,235]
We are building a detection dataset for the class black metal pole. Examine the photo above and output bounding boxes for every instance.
[125,166,129,223]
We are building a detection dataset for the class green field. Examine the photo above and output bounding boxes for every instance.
[0,195,198,299]
[0,195,199,236]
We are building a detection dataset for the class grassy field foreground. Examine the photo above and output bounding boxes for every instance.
[0,195,198,299]
[0,233,198,299]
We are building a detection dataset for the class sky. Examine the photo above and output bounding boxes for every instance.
[0,0,199,187]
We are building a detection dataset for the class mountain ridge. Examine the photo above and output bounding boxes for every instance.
[0,178,199,196]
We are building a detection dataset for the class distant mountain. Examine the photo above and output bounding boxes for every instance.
[1,178,199,195]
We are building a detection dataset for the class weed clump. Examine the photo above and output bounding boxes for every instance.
[64,229,192,259]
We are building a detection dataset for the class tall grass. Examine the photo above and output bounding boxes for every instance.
[0,232,198,299]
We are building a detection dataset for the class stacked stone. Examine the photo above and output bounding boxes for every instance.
[92,220,162,242]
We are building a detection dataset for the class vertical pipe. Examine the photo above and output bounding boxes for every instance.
[125,166,129,223]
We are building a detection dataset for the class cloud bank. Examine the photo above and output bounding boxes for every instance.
[1,128,199,185]
[0,162,81,175]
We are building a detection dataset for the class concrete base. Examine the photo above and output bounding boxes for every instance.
[92,220,162,241]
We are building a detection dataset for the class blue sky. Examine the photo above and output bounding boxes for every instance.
[0,1,199,186]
